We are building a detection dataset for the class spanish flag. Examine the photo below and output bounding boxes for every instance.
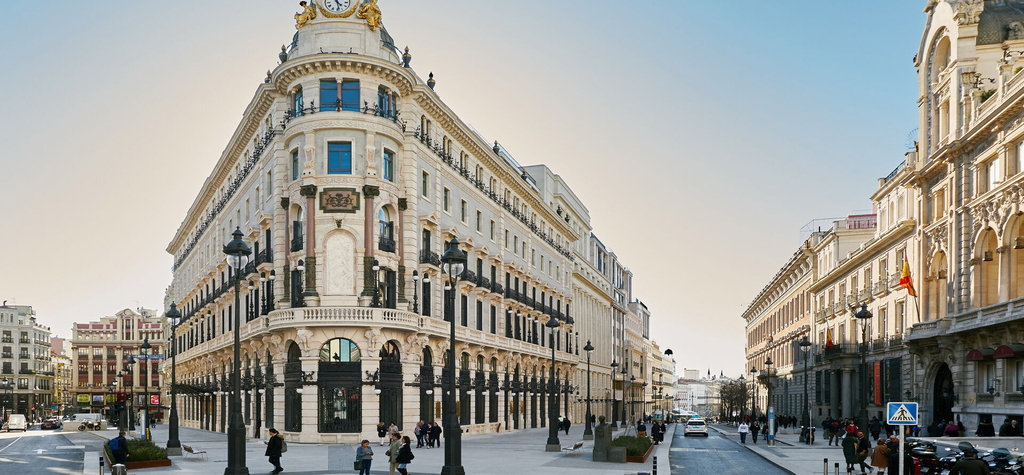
[900,256,918,297]
[825,328,834,349]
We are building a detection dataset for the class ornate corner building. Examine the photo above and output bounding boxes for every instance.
[0,304,55,420]
[163,1,670,443]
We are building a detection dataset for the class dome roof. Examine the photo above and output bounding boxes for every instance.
[977,0,1024,45]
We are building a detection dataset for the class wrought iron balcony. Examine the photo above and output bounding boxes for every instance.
[821,344,860,359]
[460,270,477,285]
[490,282,504,295]
[19,338,29,344]
[419,249,441,266]
[0,353,10,359]
[19,369,36,375]
[290,235,303,252]
[478,276,491,289]
[378,237,396,253]
[255,247,274,266]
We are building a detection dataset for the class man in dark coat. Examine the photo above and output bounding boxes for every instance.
[109,431,130,465]
[857,431,873,474]
[868,417,882,441]
[842,432,860,474]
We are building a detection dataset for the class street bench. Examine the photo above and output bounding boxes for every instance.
[182,445,208,460]
[561,441,584,455]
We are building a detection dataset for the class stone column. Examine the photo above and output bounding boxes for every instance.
[361,185,380,303]
[300,185,319,305]
[841,369,852,420]
[280,198,292,307]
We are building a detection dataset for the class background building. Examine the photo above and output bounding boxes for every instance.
[52,337,71,417]
[0,303,54,420]
[70,308,164,421]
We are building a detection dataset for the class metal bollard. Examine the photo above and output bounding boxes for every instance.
[99,455,104,475]
[653,455,658,475]
[834,462,839,475]
[824,458,828,475]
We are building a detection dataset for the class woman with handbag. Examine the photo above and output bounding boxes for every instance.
[395,436,415,475]
[355,439,373,475]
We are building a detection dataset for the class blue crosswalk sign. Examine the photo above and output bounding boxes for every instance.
[887,402,918,425]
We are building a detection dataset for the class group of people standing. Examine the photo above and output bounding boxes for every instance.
[636,419,668,444]
[356,432,415,475]
[412,420,443,448]
[736,420,778,444]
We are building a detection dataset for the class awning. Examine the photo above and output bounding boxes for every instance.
[966,348,996,361]
[994,344,1024,359]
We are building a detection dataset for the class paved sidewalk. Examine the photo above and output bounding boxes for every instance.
[711,423,841,475]
[84,422,675,475]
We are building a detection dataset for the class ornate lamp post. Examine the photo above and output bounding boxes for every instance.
[166,303,182,455]
[854,303,873,427]
[764,357,775,446]
[610,360,619,429]
[582,340,594,440]
[440,238,466,475]
[224,228,252,475]
[141,338,152,440]
[1,377,11,420]
[119,364,135,431]
[799,335,812,444]
[544,317,561,451]
[412,270,419,314]
[620,363,628,427]
[750,367,759,419]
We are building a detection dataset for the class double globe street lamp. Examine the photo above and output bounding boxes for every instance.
[440,238,466,475]
[224,228,252,475]
[165,303,182,456]
[583,340,594,440]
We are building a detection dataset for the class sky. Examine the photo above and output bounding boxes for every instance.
[0,1,924,377]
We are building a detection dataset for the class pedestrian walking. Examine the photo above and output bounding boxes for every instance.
[857,431,874,473]
[430,422,442,448]
[377,422,388,446]
[871,439,890,475]
[264,428,284,474]
[637,419,647,438]
[738,422,749,444]
[842,431,860,474]
[395,436,415,475]
[109,431,130,465]
[414,421,424,448]
[869,417,882,441]
[751,422,760,444]
[563,417,571,435]
[355,439,374,475]
[386,432,401,475]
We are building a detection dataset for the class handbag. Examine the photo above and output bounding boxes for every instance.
[353,460,362,471]
[280,440,288,453]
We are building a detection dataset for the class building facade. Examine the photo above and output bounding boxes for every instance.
[163,3,669,444]
[52,337,72,416]
[0,303,54,420]
[70,308,165,420]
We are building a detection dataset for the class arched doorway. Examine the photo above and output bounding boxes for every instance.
[285,343,303,432]
[318,338,362,433]
[378,341,402,427]
[420,348,434,423]
[933,363,955,425]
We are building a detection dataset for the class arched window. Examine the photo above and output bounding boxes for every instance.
[319,338,361,362]
[378,208,392,241]
[976,229,998,308]
[317,338,362,433]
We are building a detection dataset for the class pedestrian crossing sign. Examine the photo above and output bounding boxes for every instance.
[887,402,918,425]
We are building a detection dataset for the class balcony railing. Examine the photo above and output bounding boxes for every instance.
[478,276,491,289]
[290,234,303,252]
[490,282,504,295]
[419,250,441,266]
[378,237,396,253]
[460,270,477,285]
[1,337,11,343]
[19,369,36,375]
[19,338,30,344]
[821,344,860,359]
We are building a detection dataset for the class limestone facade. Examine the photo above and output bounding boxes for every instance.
[0,304,53,420]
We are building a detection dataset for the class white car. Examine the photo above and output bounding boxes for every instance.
[684,418,708,437]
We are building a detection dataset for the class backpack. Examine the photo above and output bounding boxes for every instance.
[280,439,288,453]
[109,437,123,452]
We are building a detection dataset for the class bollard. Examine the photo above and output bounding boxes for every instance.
[99,455,104,475]
[823,458,828,475]
[834,462,839,475]
[653,455,658,475]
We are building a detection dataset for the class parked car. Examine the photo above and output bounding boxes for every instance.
[683,418,709,437]
[41,419,62,430]
[6,414,28,432]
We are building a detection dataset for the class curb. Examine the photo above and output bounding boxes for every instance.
[709,425,796,475]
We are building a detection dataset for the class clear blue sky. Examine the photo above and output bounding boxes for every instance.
[0,1,924,376]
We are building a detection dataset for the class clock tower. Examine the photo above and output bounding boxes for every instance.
[288,0,397,65]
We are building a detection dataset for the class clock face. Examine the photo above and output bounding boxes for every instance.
[322,0,351,13]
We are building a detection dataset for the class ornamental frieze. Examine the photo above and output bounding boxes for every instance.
[319,188,361,213]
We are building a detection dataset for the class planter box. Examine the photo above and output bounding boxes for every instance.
[121,459,172,470]
[625,443,655,463]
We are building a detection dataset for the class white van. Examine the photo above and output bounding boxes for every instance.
[7,414,27,432]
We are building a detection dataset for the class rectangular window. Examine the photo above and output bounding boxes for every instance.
[987,159,1000,191]
[327,142,352,174]
[476,211,482,232]
[383,150,394,181]
[421,171,430,198]
[341,80,360,111]
[320,80,338,111]
[490,220,495,241]
[291,150,300,180]
[443,188,451,213]
[476,300,483,331]
[504,230,509,248]
[460,200,467,223]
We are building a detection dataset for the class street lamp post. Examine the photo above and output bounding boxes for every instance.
[412,271,419,314]
[224,228,252,475]
[764,357,775,446]
[582,340,594,440]
[610,360,618,430]
[141,338,152,440]
[855,303,873,427]
[799,336,812,444]
[750,368,759,420]
[440,238,466,475]
[620,364,628,428]
[738,375,746,421]
[629,376,636,428]
[545,317,561,452]
[1,377,11,420]
[166,304,182,456]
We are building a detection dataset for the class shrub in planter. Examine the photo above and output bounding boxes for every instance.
[610,435,652,457]
[104,438,169,463]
